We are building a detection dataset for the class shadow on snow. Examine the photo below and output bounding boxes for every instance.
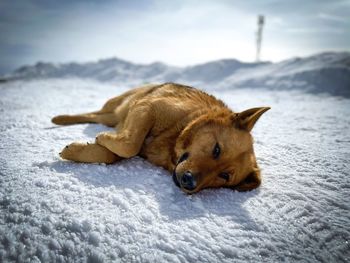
[47,158,260,230]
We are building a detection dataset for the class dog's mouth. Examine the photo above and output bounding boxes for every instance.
[172,170,181,188]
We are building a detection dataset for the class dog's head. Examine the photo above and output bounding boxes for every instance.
[173,107,270,194]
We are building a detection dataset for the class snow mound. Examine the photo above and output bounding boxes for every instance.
[0,79,349,262]
[3,52,350,97]
[220,52,350,97]
[179,59,269,83]
[8,58,180,85]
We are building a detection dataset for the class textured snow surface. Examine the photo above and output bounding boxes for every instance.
[0,79,350,262]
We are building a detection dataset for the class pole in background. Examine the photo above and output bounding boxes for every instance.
[256,15,265,62]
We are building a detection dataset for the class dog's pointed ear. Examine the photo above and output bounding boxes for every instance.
[233,170,261,192]
[234,107,270,132]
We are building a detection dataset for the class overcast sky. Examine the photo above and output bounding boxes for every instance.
[1,0,349,74]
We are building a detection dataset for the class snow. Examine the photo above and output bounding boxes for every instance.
[1,63,350,262]
[4,51,350,97]
[218,52,350,97]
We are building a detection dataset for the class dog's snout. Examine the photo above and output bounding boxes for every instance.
[181,171,196,190]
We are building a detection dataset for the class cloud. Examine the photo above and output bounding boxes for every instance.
[286,27,345,34]
[318,13,348,23]
[0,0,349,74]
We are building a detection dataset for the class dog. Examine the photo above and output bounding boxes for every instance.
[52,83,270,194]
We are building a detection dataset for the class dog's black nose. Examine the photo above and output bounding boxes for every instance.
[181,171,196,190]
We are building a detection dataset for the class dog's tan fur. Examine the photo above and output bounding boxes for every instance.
[52,83,270,193]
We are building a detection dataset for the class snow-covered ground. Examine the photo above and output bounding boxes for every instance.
[1,78,349,262]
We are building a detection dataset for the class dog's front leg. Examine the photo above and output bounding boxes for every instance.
[60,142,121,164]
[96,105,154,158]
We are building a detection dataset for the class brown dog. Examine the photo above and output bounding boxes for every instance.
[52,83,270,194]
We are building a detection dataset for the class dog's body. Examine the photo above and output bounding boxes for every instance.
[53,83,270,193]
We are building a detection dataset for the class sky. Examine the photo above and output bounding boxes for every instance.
[0,0,349,74]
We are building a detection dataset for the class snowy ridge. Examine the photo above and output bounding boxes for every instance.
[9,58,180,84]
[3,51,350,97]
[219,52,350,97]
[0,79,349,262]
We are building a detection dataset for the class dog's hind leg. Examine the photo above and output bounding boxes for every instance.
[95,104,154,158]
[52,112,118,127]
[59,142,122,164]
[51,90,135,126]
[52,84,159,126]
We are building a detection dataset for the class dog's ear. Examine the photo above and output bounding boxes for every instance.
[233,170,261,192]
[235,107,270,132]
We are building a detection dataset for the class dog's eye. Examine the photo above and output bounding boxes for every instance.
[218,172,230,181]
[177,152,189,164]
[212,143,221,159]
